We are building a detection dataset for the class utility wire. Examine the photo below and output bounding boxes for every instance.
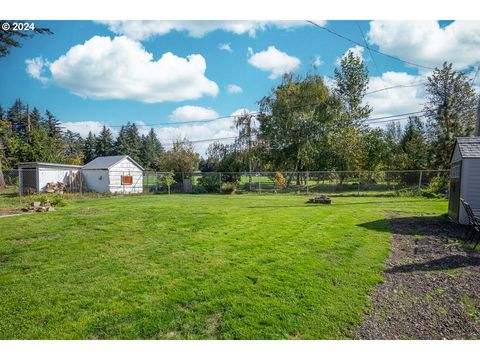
[365,81,425,95]
[363,110,425,122]
[367,115,427,125]
[471,65,480,85]
[307,20,436,71]
[108,114,242,128]
[356,21,398,114]
[98,82,427,130]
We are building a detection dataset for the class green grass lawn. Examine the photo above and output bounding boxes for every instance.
[0,194,447,339]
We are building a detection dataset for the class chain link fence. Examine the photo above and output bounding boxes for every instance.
[144,170,450,196]
[1,169,449,205]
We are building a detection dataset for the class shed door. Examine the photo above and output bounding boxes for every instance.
[448,161,461,221]
[21,168,38,194]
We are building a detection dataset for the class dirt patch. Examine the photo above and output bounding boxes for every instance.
[355,213,480,339]
[0,208,23,217]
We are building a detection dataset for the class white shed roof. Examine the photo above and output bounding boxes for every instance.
[82,155,144,171]
[18,162,82,169]
[454,137,480,159]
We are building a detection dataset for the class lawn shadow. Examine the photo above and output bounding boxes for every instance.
[357,215,466,236]
[386,255,480,273]
[247,199,428,209]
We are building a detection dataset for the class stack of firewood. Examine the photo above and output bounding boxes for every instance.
[45,182,66,194]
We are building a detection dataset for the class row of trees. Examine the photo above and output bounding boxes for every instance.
[204,60,478,183]
[0,101,200,186]
[1,55,478,189]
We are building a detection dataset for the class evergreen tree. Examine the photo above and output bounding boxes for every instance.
[83,132,97,163]
[29,107,42,131]
[43,110,62,137]
[0,105,7,187]
[424,62,477,169]
[141,128,164,169]
[126,123,142,162]
[63,130,84,165]
[115,122,142,162]
[399,117,428,170]
[96,125,115,157]
[115,125,129,155]
[7,98,27,138]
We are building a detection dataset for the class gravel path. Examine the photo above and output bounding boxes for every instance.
[355,213,480,339]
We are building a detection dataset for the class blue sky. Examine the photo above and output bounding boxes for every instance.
[1,20,479,153]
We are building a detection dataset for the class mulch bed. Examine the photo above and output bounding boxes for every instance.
[355,213,480,339]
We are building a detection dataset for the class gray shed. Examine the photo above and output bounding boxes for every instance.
[448,137,480,224]
[82,155,144,194]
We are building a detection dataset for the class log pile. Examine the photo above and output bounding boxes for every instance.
[307,195,332,204]
[22,201,56,213]
[45,181,66,194]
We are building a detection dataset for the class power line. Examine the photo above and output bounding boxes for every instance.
[363,110,425,122]
[108,114,244,128]
[365,81,425,95]
[161,136,238,147]
[99,83,428,130]
[471,65,480,85]
[307,20,436,71]
[367,114,427,125]
[356,21,398,114]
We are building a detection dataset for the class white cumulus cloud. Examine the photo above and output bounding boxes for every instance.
[226,84,243,94]
[25,56,49,84]
[98,20,319,41]
[365,71,426,119]
[169,105,220,122]
[25,36,218,103]
[219,43,233,52]
[61,121,116,138]
[313,55,323,68]
[367,20,480,70]
[335,45,365,65]
[247,46,301,79]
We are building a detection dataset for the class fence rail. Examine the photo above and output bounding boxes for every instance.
[0,169,450,199]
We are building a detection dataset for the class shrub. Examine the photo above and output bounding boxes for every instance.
[27,193,68,207]
[273,171,287,191]
[197,174,221,193]
[158,171,176,194]
[221,182,237,194]
[416,174,449,198]
[49,194,68,207]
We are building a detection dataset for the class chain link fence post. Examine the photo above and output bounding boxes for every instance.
[219,172,222,194]
[306,171,309,195]
[418,170,423,192]
[357,171,360,196]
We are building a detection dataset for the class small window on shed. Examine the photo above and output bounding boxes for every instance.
[121,175,133,185]
[450,162,461,179]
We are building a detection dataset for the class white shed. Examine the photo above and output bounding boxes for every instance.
[448,137,480,224]
[18,162,82,195]
[82,155,144,194]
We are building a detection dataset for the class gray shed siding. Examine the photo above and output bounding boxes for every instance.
[461,158,480,223]
[449,138,480,224]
